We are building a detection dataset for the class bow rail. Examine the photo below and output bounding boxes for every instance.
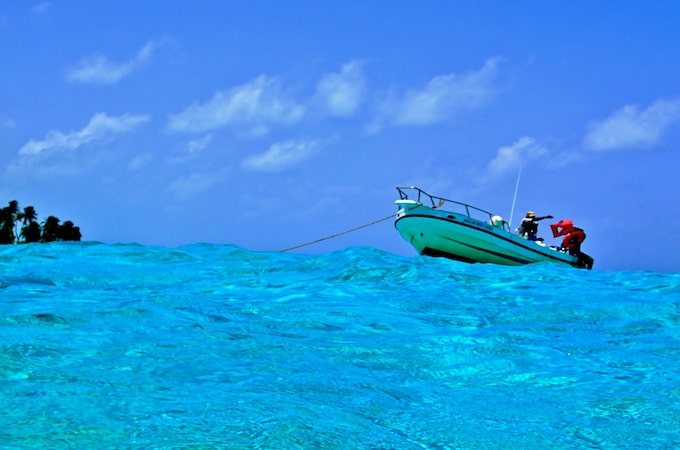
[396,186,505,227]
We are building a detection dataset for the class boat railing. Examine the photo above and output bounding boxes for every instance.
[396,186,503,226]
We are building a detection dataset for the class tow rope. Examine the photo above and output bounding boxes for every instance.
[280,213,397,252]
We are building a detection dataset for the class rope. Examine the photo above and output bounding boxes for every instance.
[280,212,397,252]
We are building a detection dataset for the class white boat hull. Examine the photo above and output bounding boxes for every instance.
[395,199,587,268]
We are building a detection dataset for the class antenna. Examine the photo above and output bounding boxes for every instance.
[508,166,522,228]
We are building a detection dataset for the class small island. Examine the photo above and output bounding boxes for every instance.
[0,200,81,244]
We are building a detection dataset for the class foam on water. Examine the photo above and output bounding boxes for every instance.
[1,242,680,448]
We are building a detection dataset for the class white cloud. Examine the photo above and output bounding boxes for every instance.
[487,136,547,177]
[315,61,366,117]
[65,39,165,85]
[19,112,150,156]
[242,139,322,172]
[167,75,305,136]
[187,134,213,153]
[547,150,585,169]
[368,58,501,132]
[583,99,680,151]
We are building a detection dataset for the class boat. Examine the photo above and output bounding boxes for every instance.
[394,186,594,269]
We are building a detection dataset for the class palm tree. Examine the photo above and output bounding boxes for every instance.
[16,206,38,243]
[7,200,19,217]
[21,221,41,243]
[0,201,20,244]
[6,200,21,239]
[58,220,82,241]
[0,207,14,244]
[18,206,37,225]
[41,216,61,243]
[0,201,83,244]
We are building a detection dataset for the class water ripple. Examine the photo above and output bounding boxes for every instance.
[1,242,679,447]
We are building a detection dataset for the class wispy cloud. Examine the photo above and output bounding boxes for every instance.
[583,99,680,151]
[242,139,323,172]
[187,134,213,153]
[65,39,165,85]
[19,112,150,156]
[7,113,149,179]
[167,75,305,136]
[368,58,501,133]
[486,136,547,178]
[314,61,366,117]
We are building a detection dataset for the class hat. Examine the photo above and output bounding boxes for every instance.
[526,211,535,218]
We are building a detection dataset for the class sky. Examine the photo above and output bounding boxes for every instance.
[2,2,679,272]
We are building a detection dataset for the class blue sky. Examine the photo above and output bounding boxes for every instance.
[2,2,679,272]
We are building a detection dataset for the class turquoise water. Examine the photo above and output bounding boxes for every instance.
[1,242,680,449]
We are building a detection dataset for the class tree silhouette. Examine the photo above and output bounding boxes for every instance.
[18,205,37,225]
[41,216,61,243]
[0,205,15,244]
[58,220,82,241]
[21,221,42,243]
[7,200,19,239]
[17,206,39,243]
[0,200,82,244]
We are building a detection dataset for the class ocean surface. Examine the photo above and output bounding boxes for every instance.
[1,242,679,449]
